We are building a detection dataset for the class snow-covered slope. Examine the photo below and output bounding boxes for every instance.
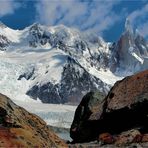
[0,48,111,104]
[0,19,147,104]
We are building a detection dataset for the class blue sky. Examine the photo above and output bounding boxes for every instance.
[0,0,147,42]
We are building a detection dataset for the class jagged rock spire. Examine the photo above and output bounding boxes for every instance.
[125,18,133,34]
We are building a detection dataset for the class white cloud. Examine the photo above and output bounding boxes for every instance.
[0,0,20,17]
[36,0,124,35]
[138,22,148,38]
[128,4,148,37]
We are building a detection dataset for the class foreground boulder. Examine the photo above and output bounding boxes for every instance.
[70,70,148,144]
[0,93,67,147]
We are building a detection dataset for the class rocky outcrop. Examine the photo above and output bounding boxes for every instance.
[0,93,67,147]
[70,70,148,146]
[69,130,148,148]
[70,91,106,142]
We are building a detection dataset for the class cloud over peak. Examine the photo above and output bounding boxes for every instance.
[0,0,147,40]
[128,4,148,38]
[35,0,123,35]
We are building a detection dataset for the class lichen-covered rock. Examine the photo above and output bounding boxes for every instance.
[142,134,148,143]
[115,129,141,146]
[105,70,148,111]
[0,93,67,147]
[99,133,114,145]
[70,70,148,144]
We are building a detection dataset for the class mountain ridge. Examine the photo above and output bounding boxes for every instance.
[0,19,147,104]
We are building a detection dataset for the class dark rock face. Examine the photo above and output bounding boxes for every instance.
[27,57,108,104]
[0,93,67,147]
[18,67,35,80]
[0,35,10,51]
[70,91,106,142]
[27,82,62,103]
[29,23,52,47]
[70,70,148,143]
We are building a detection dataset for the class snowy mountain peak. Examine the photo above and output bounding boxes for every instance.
[0,21,7,28]
[110,18,148,75]
[125,18,133,34]
[29,22,43,30]
[0,20,147,104]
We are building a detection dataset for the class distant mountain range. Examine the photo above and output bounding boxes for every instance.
[0,18,147,104]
